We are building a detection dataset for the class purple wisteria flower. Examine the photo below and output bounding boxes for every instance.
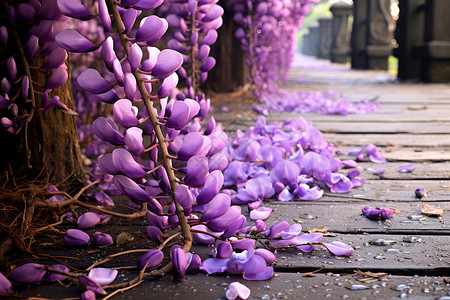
[64,229,90,247]
[92,232,113,246]
[0,272,13,294]
[88,268,118,286]
[10,263,46,284]
[43,264,69,283]
[362,207,394,220]
[226,282,251,300]
[397,164,415,173]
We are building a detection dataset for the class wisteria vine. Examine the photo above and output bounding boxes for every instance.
[0,1,361,298]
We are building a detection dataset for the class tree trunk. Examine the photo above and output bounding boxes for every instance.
[0,57,83,188]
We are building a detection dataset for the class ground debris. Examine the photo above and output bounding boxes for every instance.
[353,269,389,281]
[421,202,444,217]
[307,225,336,237]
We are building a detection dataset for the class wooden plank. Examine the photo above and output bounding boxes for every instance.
[266,104,450,123]
[18,272,450,300]
[353,162,450,180]
[269,233,450,275]
[324,133,450,147]
[321,180,450,202]
[336,146,450,162]
[313,122,450,134]
[264,201,450,234]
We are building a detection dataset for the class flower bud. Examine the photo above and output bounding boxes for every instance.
[137,250,164,270]
[64,229,90,247]
[10,263,46,284]
[92,232,113,246]
[77,212,101,229]
[0,272,13,294]
[171,245,187,280]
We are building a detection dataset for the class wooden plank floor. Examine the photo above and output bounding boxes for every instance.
[18,60,450,299]
[209,61,450,299]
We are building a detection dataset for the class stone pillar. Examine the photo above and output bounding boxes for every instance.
[318,15,332,59]
[351,0,395,70]
[330,1,353,63]
[307,22,321,57]
[415,0,450,82]
[351,0,369,69]
[395,0,426,80]
[301,29,312,55]
[365,0,395,70]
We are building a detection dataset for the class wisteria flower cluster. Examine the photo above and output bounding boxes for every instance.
[0,0,76,135]
[162,0,223,97]
[230,0,317,96]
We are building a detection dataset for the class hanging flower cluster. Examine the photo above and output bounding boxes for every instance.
[163,0,224,97]
[231,0,317,97]
[0,0,76,134]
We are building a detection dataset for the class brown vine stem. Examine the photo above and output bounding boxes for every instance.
[1,0,36,168]
[106,0,192,254]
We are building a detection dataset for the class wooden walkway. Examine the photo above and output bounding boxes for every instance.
[16,61,450,299]
[208,62,450,299]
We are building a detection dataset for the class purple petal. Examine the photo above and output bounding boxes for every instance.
[64,229,90,247]
[230,239,255,251]
[270,160,300,187]
[113,99,139,127]
[200,258,229,274]
[41,47,67,70]
[200,56,216,72]
[157,72,178,98]
[10,263,46,284]
[123,8,140,34]
[136,15,168,45]
[77,68,113,94]
[45,67,68,89]
[78,275,106,295]
[243,266,274,280]
[132,0,164,10]
[6,57,17,81]
[112,148,147,179]
[151,49,183,79]
[342,160,357,168]
[322,241,354,256]
[101,37,116,68]
[0,272,13,294]
[362,206,382,220]
[55,29,97,52]
[128,43,142,73]
[124,72,139,100]
[226,282,251,300]
[26,35,39,57]
[249,207,272,220]
[146,226,163,243]
[280,224,302,239]
[113,175,150,203]
[146,210,169,229]
[82,290,96,300]
[254,249,276,265]
[98,153,121,175]
[124,127,145,156]
[397,164,415,173]
[187,253,202,272]
[185,155,209,187]
[166,100,190,130]
[98,0,111,32]
[200,29,218,46]
[137,250,164,270]
[142,47,160,71]
[177,132,211,161]
[202,5,224,22]
[278,188,294,201]
[77,212,101,229]
[206,206,241,232]
[92,118,124,145]
[42,264,69,283]
[380,207,394,219]
[174,184,194,215]
[266,221,290,239]
[197,171,223,204]
[92,232,113,246]
[214,241,233,259]
[201,193,231,222]
[57,0,92,19]
[172,245,188,280]
[209,152,229,172]
[191,224,219,245]
[88,268,117,286]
